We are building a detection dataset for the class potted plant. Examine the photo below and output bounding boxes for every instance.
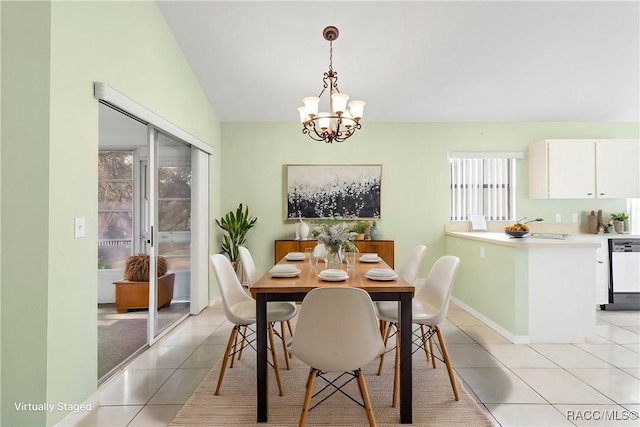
[113,254,174,313]
[610,212,629,234]
[314,222,357,267]
[350,220,369,240]
[215,203,257,278]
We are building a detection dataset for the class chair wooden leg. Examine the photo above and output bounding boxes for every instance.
[268,323,284,396]
[392,328,400,408]
[215,325,238,395]
[377,322,392,375]
[420,325,431,363]
[428,332,436,369]
[229,326,247,368]
[286,319,294,336]
[435,325,459,401]
[356,369,377,427]
[305,367,314,388]
[379,319,387,336]
[280,321,291,370]
[299,368,317,427]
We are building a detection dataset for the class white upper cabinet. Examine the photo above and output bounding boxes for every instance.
[595,140,640,198]
[529,139,640,199]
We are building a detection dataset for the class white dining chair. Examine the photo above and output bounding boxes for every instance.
[376,244,427,337]
[288,287,385,427]
[398,244,428,287]
[210,254,296,396]
[312,243,328,261]
[238,245,295,369]
[377,255,461,407]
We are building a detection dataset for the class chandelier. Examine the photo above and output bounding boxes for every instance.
[298,26,365,144]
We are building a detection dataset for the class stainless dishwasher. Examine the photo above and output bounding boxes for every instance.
[605,239,640,310]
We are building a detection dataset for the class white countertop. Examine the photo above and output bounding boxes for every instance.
[446,231,604,248]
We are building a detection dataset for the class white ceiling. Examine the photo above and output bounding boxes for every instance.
[157,0,640,123]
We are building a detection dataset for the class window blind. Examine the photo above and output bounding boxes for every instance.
[450,157,515,221]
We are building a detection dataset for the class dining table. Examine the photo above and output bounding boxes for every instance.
[250,252,415,424]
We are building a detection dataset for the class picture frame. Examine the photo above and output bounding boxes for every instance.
[469,214,487,231]
[285,164,382,219]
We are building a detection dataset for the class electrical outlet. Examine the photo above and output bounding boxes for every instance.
[572,213,579,223]
[555,213,562,222]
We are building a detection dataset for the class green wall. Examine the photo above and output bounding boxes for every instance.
[0,1,4,421]
[1,2,51,426]
[446,236,530,337]
[1,1,221,425]
[220,121,638,277]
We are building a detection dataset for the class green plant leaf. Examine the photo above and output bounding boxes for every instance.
[215,203,257,261]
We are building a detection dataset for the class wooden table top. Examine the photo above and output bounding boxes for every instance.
[250,254,414,297]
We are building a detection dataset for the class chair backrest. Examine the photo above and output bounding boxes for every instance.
[398,244,427,285]
[414,255,461,325]
[238,246,258,287]
[210,254,255,324]
[288,287,384,372]
[312,243,327,260]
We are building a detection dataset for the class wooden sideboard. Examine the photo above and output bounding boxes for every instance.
[274,239,394,268]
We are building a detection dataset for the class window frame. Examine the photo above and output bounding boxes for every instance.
[98,149,135,269]
[449,152,523,222]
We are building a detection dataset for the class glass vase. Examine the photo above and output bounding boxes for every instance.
[326,247,343,270]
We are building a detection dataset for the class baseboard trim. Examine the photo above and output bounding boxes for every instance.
[450,297,530,344]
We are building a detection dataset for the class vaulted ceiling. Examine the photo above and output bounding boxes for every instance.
[157,1,640,123]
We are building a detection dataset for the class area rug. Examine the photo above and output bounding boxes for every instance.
[170,346,495,426]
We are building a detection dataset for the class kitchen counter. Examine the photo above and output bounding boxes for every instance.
[445,231,601,248]
[446,231,599,344]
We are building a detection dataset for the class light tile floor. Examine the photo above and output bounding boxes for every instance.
[72,303,640,426]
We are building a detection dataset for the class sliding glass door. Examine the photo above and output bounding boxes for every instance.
[98,106,149,381]
[152,131,192,337]
[97,100,209,381]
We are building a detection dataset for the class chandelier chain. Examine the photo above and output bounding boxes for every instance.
[329,41,333,72]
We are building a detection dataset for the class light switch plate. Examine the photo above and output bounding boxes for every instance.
[74,217,86,239]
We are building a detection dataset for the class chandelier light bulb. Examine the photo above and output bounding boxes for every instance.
[317,112,331,130]
[298,106,309,123]
[302,97,320,117]
[341,110,354,128]
[347,100,365,120]
[331,93,349,114]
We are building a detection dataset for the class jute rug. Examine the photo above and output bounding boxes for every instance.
[170,344,495,426]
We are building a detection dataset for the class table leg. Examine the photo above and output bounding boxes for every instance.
[256,293,268,422]
[399,292,413,424]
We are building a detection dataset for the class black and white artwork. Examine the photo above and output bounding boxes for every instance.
[286,164,381,219]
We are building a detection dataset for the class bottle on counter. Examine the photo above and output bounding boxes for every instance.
[587,211,598,234]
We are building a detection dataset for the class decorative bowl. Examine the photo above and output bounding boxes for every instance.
[504,230,529,238]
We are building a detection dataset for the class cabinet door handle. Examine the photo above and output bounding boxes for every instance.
[599,193,605,196]
[587,193,593,195]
